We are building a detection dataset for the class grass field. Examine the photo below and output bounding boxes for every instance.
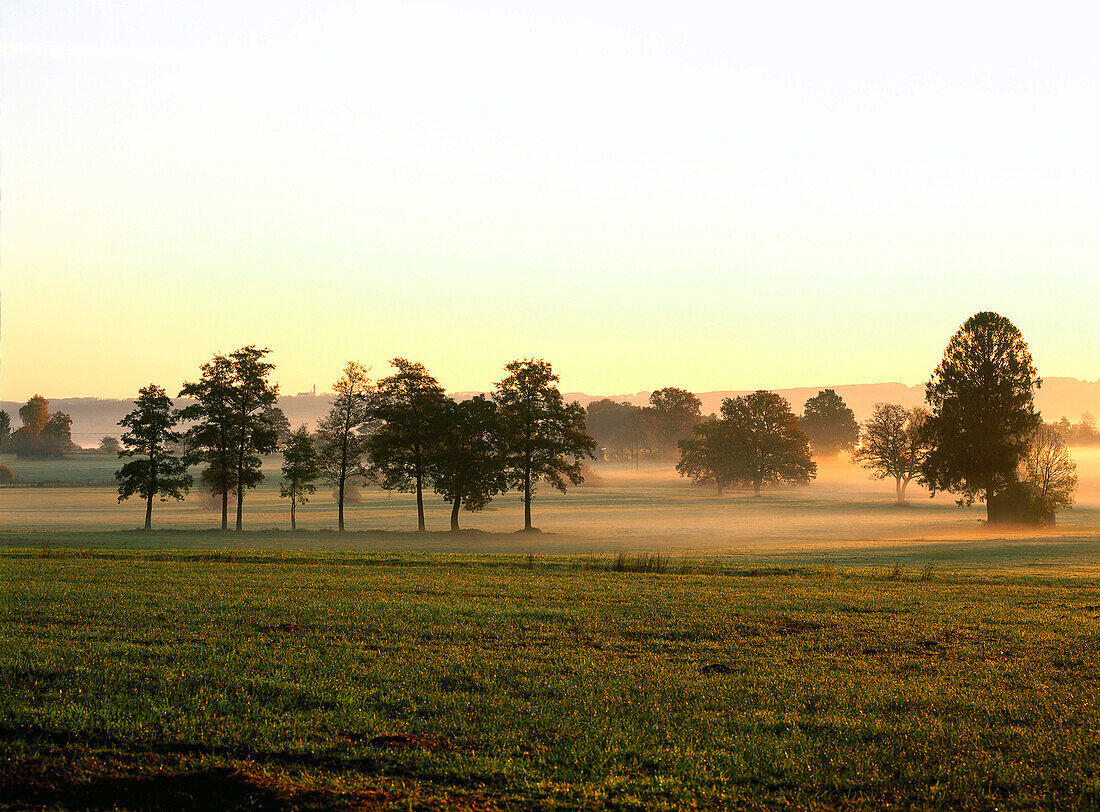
[2,550,1099,809]
[4,454,1100,808]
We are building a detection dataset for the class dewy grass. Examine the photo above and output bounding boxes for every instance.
[1,550,1099,809]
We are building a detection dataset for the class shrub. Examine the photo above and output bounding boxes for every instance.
[0,465,14,484]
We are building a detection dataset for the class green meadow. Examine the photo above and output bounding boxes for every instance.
[3,454,1100,808]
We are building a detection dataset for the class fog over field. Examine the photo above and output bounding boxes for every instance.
[5,450,1100,574]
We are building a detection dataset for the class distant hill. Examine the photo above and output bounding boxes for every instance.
[4,379,1098,448]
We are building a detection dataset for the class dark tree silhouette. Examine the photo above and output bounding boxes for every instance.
[921,312,1041,522]
[98,436,122,455]
[369,359,448,532]
[720,391,816,496]
[430,395,508,531]
[179,354,237,529]
[225,346,280,530]
[494,359,597,531]
[317,361,373,532]
[648,387,701,457]
[676,418,733,494]
[852,403,931,504]
[116,384,192,530]
[280,424,320,530]
[264,405,292,446]
[585,399,643,461]
[800,389,859,456]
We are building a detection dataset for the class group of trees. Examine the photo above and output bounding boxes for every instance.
[113,352,596,532]
[585,388,701,462]
[674,311,1077,526]
[2,396,75,458]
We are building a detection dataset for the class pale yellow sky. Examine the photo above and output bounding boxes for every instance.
[2,2,1099,401]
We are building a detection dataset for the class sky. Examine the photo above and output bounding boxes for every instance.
[2,1,1099,401]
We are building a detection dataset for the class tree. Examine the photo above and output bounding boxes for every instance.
[1020,425,1077,525]
[585,399,640,461]
[852,404,931,504]
[98,436,122,455]
[264,405,292,446]
[430,395,508,530]
[921,312,1041,522]
[494,359,597,531]
[719,391,816,496]
[280,425,320,530]
[648,388,702,457]
[800,389,859,456]
[676,418,734,494]
[369,359,448,532]
[316,361,373,532]
[179,354,237,529]
[10,396,73,458]
[0,410,10,455]
[115,384,192,530]
[225,346,280,530]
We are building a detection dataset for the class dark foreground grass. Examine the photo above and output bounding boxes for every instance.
[2,550,1099,810]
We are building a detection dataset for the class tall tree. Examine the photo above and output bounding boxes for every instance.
[369,359,448,532]
[430,395,508,531]
[852,403,931,504]
[226,345,280,531]
[676,418,734,494]
[316,361,373,531]
[263,405,292,446]
[921,312,1041,522]
[648,387,702,457]
[280,425,320,531]
[585,399,639,461]
[800,389,859,456]
[19,395,49,434]
[115,384,192,530]
[719,391,816,496]
[179,354,237,530]
[494,359,597,531]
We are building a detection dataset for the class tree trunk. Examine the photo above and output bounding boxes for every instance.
[524,462,532,531]
[753,478,762,496]
[716,478,723,496]
[416,471,425,532]
[235,454,245,531]
[896,477,905,505]
[338,480,345,533]
[145,492,153,531]
[450,497,461,531]
[221,487,228,530]
[291,498,297,531]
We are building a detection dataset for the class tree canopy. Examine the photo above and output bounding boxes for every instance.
[316,361,373,532]
[648,387,701,457]
[718,391,816,496]
[800,389,859,456]
[921,312,1041,521]
[10,395,74,458]
[280,424,320,530]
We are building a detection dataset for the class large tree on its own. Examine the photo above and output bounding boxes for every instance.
[495,359,597,531]
[648,387,702,457]
[676,418,734,495]
[852,403,931,504]
[921,312,1041,522]
[1020,425,1077,525]
[800,389,859,456]
[179,354,237,529]
[369,359,448,532]
[115,384,192,530]
[280,425,320,531]
[316,361,373,532]
[225,346,280,531]
[720,391,816,496]
[430,395,508,531]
